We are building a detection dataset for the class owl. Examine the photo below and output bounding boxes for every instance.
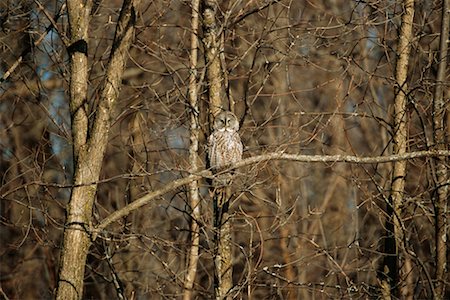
[208,111,243,184]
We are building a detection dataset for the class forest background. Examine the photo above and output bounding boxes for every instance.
[0,0,448,299]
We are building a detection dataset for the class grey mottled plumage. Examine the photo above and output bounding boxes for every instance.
[208,111,243,185]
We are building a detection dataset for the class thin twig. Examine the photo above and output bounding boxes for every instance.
[94,149,450,234]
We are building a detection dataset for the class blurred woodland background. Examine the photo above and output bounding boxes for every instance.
[0,0,448,299]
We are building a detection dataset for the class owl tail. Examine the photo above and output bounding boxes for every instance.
[212,170,234,187]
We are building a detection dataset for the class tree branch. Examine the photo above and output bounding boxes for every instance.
[0,2,67,83]
[94,150,450,234]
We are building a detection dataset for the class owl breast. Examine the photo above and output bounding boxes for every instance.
[208,130,243,169]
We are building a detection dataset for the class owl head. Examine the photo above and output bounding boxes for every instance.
[213,111,239,132]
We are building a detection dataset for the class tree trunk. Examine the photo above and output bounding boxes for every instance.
[183,0,201,298]
[433,1,449,298]
[56,1,140,299]
[202,0,224,117]
[380,0,415,299]
[56,1,93,298]
[201,1,233,298]
[214,187,233,300]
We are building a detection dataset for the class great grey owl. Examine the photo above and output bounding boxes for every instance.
[208,111,243,178]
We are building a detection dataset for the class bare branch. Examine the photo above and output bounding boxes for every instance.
[0,2,67,83]
[94,174,205,236]
[94,150,450,233]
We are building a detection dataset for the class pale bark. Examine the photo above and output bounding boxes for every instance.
[183,0,201,298]
[56,1,93,298]
[433,0,449,298]
[56,1,140,299]
[201,1,233,298]
[202,0,223,118]
[381,0,415,298]
[213,186,233,300]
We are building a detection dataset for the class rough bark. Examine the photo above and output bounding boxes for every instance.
[213,187,233,300]
[202,0,223,118]
[56,1,93,298]
[433,0,449,298]
[183,0,201,298]
[56,1,140,299]
[380,0,415,298]
[201,1,233,298]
